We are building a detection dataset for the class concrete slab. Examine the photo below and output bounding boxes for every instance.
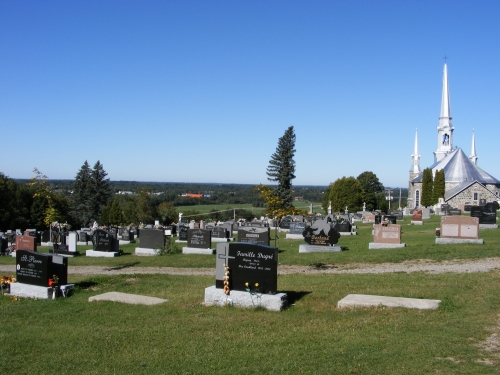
[86,250,119,257]
[479,224,498,229]
[135,247,158,256]
[204,286,287,311]
[435,238,484,244]
[299,245,343,253]
[411,221,423,225]
[337,294,441,310]
[369,243,406,249]
[339,232,357,236]
[182,247,215,255]
[89,292,167,305]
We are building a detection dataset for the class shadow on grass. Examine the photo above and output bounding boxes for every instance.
[283,291,311,305]
[74,280,98,290]
[104,262,140,271]
[310,263,339,270]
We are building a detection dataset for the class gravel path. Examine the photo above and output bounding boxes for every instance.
[2,257,500,276]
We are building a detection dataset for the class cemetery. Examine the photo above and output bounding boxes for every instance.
[1,207,500,373]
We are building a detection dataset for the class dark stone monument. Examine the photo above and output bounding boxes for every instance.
[92,229,119,252]
[237,227,270,246]
[449,208,462,216]
[16,250,68,287]
[187,229,212,248]
[178,225,189,241]
[374,215,382,224]
[211,226,228,239]
[139,229,165,249]
[279,217,292,230]
[289,222,306,235]
[471,203,498,224]
[216,242,278,294]
[302,218,340,246]
[26,230,41,246]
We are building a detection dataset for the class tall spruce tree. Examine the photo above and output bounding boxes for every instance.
[71,161,93,226]
[432,169,446,204]
[421,168,434,207]
[90,161,112,222]
[266,126,296,209]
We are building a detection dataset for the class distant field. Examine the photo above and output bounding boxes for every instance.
[176,201,321,216]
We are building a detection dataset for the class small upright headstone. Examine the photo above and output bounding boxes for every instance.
[183,229,214,254]
[135,228,165,255]
[86,229,120,257]
[411,209,423,225]
[299,218,342,252]
[16,235,37,252]
[237,227,270,246]
[286,222,307,239]
[369,224,405,249]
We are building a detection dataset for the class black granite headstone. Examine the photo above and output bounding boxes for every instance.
[333,222,351,233]
[16,250,67,287]
[382,215,397,224]
[449,208,462,216]
[178,225,189,241]
[289,222,306,235]
[302,218,340,246]
[470,204,497,224]
[211,226,228,239]
[93,229,119,252]
[187,229,212,248]
[279,218,292,230]
[237,227,270,246]
[216,242,278,294]
[139,229,165,249]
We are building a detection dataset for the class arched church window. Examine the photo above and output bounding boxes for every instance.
[415,190,420,207]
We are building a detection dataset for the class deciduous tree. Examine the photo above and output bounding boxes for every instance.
[322,177,364,213]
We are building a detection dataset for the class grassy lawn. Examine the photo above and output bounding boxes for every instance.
[1,271,499,374]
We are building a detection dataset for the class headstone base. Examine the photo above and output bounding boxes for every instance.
[175,240,187,243]
[211,238,234,243]
[49,249,80,257]
[119,240,135,245]
[86,250,120,257]
[77,242,90,246]
[285,234,304,240]
[89,292,167,305]
[9,282,74,299]
[135,247,159,256]
[435,238,484,244]
[204,286,287,311]
[182,247,215,255]
[369,243,406,249]
[278,228,290,232]
[339,232,357,236]
[41,242,53,247]
[299,245,343,253]
[411,221,423,225]
[337,294,440,310]
[479,224,498,229]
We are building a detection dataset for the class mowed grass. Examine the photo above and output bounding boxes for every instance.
[1,215,498,268]
[1,271,500,374]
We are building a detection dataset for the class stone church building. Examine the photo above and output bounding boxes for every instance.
[407,64,500,209]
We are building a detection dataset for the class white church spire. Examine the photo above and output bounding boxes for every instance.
[434,63,455,163]
[410,128,421,174]
[469,129,478,165]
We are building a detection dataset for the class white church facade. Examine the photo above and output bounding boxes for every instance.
[407,64,500,209]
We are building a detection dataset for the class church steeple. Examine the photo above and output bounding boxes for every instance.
[410,128,421,175]
[434,63,454,163]
[469,129,478,165]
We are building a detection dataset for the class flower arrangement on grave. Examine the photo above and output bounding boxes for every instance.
[223,264,230,295]
[245,282,262,307]
[381,219,390,227]
[48,274,59,288]
[335,215,345,224]
[1,275,15,295]
[435,228,441,237]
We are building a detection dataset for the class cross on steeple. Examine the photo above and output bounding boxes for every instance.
[443,55,449,63]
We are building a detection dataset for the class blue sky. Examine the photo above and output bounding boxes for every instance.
[1,1,499,188]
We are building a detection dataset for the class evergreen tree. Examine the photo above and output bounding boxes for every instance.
[432,169,446,204]
[356,171,384,211]
[421,168,434,207]
[90,161,112,222]
[136,187,156,224]
[323,177,364,213]
[109,199,124,225]
[266,126,296,210]
[71,161,93,226]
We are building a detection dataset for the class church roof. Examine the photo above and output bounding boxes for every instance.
[411,148,500,185]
